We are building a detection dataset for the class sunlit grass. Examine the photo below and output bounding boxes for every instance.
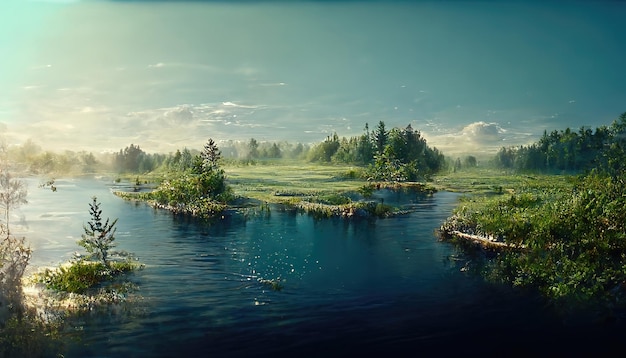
[431,166,577,195]
[224,160,369,203]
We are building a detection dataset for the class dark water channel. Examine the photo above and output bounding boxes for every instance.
[17,178,626,357]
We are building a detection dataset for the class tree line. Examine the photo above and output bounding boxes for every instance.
[493,112,626,175]
[307,121,446,181]
[8,121,446,180]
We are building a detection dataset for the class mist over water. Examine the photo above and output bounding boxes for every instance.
[1,1,625,155]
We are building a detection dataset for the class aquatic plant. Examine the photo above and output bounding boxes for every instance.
[258,278,283,291]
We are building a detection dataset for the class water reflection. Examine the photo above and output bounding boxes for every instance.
[18,178,626,357]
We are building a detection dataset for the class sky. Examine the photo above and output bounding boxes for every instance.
[1,0,625,156]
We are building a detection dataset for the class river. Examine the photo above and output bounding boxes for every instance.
[14,177,626,357]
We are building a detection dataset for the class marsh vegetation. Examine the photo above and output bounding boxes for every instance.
[3,114,626,355]
[439,112,626,313]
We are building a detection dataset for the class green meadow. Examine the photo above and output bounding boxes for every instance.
[224,161,367,203]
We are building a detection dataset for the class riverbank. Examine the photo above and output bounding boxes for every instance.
[436,170,626,312]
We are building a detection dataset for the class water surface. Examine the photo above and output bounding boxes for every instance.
[15,177,626,357]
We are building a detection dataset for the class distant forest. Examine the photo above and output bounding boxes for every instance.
[494,112,626,175]
[7,121,446,181]
[7,112,626,179]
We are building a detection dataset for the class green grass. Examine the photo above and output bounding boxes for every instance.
[431,167,576,195]
[224,161,369,203]
[438,169,626,313]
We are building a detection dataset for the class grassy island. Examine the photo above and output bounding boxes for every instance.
[112,131,441,220]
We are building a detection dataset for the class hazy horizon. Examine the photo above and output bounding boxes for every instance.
[1,0,625,156]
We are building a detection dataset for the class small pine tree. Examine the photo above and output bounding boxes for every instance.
[79,196,117,266]
[200,138,222,173]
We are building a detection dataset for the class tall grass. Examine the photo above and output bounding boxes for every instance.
[440,171,626,312]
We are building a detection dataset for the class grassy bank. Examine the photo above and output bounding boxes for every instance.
[431,167,576,194]
[438,168,626,314]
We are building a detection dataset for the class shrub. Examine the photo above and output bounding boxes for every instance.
[442,172,626,309]
[37,261,137,294]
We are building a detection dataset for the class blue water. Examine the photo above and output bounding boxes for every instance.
[16,177,626,357]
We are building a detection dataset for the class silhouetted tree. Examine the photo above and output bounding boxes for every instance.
[0,171,27,239]
[247,138,259,160]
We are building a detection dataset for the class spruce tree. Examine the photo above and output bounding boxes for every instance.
[79,196,117,266]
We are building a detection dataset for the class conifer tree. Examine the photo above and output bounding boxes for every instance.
[79,196,118,266]
[200,138,222,172]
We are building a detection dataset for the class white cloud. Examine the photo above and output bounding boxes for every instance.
[148,62,166,69]
[461,121,505,143]
[423,120,534,157]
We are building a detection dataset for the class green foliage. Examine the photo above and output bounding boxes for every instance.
[313,122,445,181]
[308,133,340,162]
[78,196,118,266]
[493,111,626,174]
[150,171,232,203]
[339,168,363,179]
[247,138,260,160]
[442,171,626,308]
[370,202,393,217]
[357,183,376,198]
[114,143,158,173]
[143,141,233,219]
[0,237,32,323]
[197,138,222,173]
[0,314,63,358]
[0,163,31,323]
[366,151,407,182]
[37,261,136,294]
[309,193,352,205]
[373,120,388,154]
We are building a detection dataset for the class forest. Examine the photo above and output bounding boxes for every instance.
[6,120,446,182]
[3,113,626,355]
[494,112,626,175]
[440,112,626,312]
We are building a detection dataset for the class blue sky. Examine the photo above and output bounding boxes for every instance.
[1,0,625,156]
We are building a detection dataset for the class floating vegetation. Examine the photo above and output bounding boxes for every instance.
[258,278,284,291]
